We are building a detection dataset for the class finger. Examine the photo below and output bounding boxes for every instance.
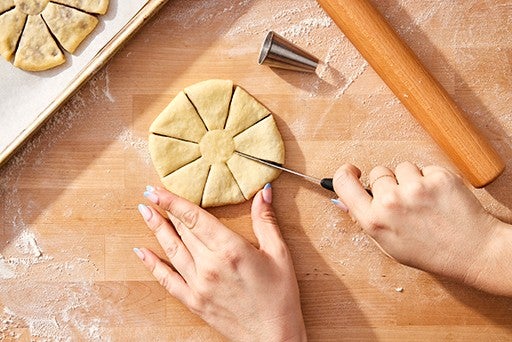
[420,165,465,187]
[168,211,210,258]
[138,204,196,280]
[133,247,193,305]
[251,184,286,258]
[368,166,397,197]
[145,186,235,250]
[394,162,422,184]
[421,165,448,177]
[333,164,372,224]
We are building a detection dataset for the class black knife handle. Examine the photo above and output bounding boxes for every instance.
[320,178,373,196]
[320,178,335,191]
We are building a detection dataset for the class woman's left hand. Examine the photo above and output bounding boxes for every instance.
[134,185,306,342]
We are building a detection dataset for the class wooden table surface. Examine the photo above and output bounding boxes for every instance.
[1,0,512,340]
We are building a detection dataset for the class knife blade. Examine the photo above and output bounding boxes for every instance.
[234,151,335,192]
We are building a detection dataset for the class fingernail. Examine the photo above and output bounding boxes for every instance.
[133,247,145,261]
[146,185,155,192]
[144,190,159,204]
[331,198,349,212]
[263,183,272,204]
[138,204,152,221]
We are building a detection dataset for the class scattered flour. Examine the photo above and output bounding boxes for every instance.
[279,17,332,38]
[288,118,308,140]
[118,128,151,165]
[0,262,15,280]
[16,230,42,258]
[0,281,120,340]
[103,66,115,103]
[0,66,122,340]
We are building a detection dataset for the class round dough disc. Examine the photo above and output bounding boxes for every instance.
[148,79,285,208]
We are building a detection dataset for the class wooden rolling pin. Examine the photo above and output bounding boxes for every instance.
[317,0,505,188]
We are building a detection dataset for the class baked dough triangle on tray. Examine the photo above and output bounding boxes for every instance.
[149,79,285,208]
[0,0,108,71]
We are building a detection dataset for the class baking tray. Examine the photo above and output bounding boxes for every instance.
[0,0,168,166]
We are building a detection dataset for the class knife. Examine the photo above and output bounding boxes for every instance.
[235,151,335,192]
[235,151,373,195]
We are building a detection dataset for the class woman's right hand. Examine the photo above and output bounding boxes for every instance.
[332,162,512,296]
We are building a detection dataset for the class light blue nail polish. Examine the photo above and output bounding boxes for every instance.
[331,198,349,213]
[138,203,152,220]
[146,185,155,192]
[263,183,272,204]
[143,191,159,204]
[133,247,145,261]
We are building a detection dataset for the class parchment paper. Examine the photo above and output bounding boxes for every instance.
[0,0,148,158]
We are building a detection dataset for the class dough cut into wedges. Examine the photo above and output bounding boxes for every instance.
[0,7,26,60]
[42,2,98,53]
[225,86,270,136]
[202,163,245,207]
[234,115,285,163]
[150,91,207,143]
[162,158,210,206]
[184,79,233,131]
[51,0,108,14]
[149,80,285,208]
[149,135,201,178]
[227,154,281,200]
[13,14,64,71]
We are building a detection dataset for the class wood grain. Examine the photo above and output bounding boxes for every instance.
[1,0,512,340]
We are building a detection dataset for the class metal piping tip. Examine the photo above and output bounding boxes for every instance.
[258,31,320,73]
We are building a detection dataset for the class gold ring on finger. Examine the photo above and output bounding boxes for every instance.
[370,174,396,189]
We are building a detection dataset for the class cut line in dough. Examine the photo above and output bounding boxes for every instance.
[42,2,98,54]
[0,0,15,14]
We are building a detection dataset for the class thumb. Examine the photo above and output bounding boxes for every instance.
[251,183,285,255]
[333,164,373,227]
